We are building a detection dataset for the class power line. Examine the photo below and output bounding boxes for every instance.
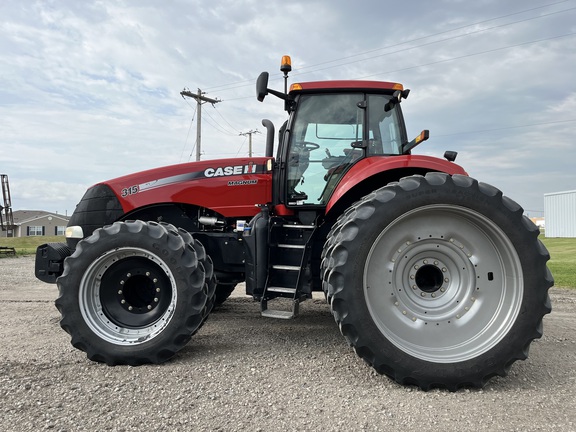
[213,105,242,133]
[357,31,576,80]
[179,104,196,162]
[203,0,574,93]
[289,1,575,74]
[433,119,576,138]
[297,7,576,79]
[202,108,239,136]
[196,30,576,103]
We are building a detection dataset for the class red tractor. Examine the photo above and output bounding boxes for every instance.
[36,57,552,390]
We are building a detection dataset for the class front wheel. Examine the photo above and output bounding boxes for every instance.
[321,173,553,390]
[56,220,207,365]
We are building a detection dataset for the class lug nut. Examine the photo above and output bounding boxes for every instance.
[126,273,131,277]
[118,290,123,295]
[156,288,161,292]
[154,298,159,303]
[121,299,126,304]
[147,305,152,310]
[146,272,150,276]
[128,306,133,311]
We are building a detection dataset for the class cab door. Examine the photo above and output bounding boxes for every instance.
[279,92,366,207]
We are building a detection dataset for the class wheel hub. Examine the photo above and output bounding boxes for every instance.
[118,272,162,313]
[99,257,172,328]
[414,264,444,293]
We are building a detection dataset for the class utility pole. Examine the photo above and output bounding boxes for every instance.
[180,88,221,161]
[239,130,260,157]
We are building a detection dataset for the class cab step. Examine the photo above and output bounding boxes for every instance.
[261,297,300,319]
[260,217,316,320]
[267,286,297,294]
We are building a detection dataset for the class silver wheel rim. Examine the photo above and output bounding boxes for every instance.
[79,247,178,346]
[363,204,523,363]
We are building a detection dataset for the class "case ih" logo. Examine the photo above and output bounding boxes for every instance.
[204,164,257,177]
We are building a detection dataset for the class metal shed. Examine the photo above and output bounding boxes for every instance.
[544,189,576,238]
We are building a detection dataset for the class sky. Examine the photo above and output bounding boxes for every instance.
[1,0,575,218]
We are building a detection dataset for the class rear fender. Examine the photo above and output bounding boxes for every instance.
[325,156,468,216]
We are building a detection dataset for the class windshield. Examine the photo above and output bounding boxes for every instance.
[286,93,404,205]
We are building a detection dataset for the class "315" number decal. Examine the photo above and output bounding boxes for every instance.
[121,185,139,197]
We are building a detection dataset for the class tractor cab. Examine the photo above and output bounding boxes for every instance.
[257,56,423,211]
[280,88,407,206]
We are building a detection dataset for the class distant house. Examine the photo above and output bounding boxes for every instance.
[0,210,70,238]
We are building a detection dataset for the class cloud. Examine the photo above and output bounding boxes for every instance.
[0,0,574,216]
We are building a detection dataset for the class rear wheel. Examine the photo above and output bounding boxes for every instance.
[56,220,207,365]
[321,173,553,390]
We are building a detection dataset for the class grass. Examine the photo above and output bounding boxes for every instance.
[0,235,64,256]
[540,236,576,289]
[1,233,575,288]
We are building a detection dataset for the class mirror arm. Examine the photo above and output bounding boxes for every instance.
[402,130,430,154]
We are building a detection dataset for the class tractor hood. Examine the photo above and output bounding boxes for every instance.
[96,157,273,218]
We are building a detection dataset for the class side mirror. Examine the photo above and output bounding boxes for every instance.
[384,89,410,112]
[256,72,269,102]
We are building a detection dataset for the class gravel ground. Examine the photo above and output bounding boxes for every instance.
[0,256,575,432]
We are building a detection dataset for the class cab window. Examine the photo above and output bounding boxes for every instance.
[286,93,364,205]
[285,93,404,206]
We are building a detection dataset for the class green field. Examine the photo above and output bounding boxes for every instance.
[0,235,64,256]
[540,236,576,289]
[1,234,575,288]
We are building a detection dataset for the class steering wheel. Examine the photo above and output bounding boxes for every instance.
[301,141,320,151]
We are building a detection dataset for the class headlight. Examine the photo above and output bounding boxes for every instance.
[65,226,84,239]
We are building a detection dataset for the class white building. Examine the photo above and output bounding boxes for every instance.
[544,190,576,238]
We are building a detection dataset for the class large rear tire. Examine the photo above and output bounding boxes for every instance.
[56,220,207,365]
[321,173,553,390]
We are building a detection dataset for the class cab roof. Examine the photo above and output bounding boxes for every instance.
[289,80,404,94]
